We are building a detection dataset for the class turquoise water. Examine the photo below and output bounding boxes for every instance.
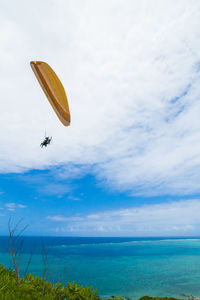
[1,237,200,299]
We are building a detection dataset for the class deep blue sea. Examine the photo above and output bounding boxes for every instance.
[1,236,200,299]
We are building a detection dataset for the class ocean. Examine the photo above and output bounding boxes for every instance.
[1,236,200,299]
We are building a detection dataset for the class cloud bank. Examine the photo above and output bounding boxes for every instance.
[47,198,200,236]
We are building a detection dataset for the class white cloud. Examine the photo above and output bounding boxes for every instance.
[39,183,70,196]
[47,215,69,222]
[0,1,200,195]
[47,199,200,236]
[47,215,83,222]
[17,204,26,208]
[5,203,27,212]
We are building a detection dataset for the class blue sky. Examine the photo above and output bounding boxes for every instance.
[1,169,198,236]
[1,0,200,236]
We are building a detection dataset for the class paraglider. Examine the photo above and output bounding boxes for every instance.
[30,61,70,147]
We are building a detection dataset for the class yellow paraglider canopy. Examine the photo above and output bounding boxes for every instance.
[30,61,70,126]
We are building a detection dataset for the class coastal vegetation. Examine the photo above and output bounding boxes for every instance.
[0,264,100,299]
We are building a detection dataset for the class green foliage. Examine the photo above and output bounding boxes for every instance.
[0,264,99,299]
[139,297,183,300]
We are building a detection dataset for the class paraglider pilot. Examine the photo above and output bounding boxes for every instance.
[40,136,52,148]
